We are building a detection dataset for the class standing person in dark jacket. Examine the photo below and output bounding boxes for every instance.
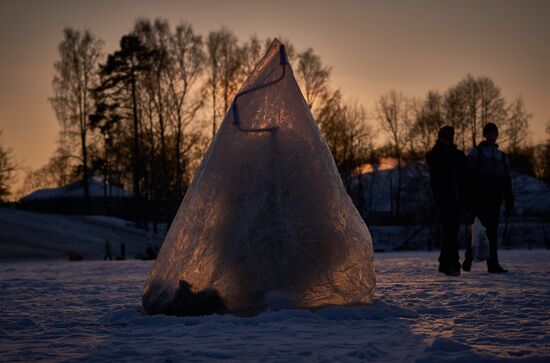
[426,126,470,276]
[464,122,513,273]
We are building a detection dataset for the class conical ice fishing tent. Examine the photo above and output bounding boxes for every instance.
[142,39,375,316]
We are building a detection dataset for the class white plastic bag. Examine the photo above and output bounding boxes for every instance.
[472,217,489,262]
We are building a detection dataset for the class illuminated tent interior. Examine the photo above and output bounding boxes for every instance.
[142,39,375,316]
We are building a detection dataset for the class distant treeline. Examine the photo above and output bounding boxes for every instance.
[3,17,549,228]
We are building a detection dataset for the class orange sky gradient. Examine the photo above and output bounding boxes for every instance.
[1,0,549,188]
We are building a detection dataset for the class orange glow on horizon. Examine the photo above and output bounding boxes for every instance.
[358,158,398,174]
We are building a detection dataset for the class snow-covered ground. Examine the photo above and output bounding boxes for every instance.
[1,250,548,362]
[0,207,165,259]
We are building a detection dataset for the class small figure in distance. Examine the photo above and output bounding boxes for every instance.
[115,242,126,261]
[465,122,513,273]
[103,239,113,261]
[426,126,470,276]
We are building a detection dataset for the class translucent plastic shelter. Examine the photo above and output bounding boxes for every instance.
[142,39,375,316]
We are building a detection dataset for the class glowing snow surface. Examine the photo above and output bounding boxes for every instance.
[1,250,548,362]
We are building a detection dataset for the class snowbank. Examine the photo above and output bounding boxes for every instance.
[0,207,163,259]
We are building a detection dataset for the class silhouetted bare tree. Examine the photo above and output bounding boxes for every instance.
[505,96,532,153]
[376,90,412,222]
[445,75,506,151]
[296,48,331,112]
[242,34,263,74]
[205,28,244,139]
[318,91,373,188]
[167,23,205,200]
[0,130,17,201]
[410,91,445,158]
[134,19,174,213]
[477,76,507,136]
[443,85,468,150]
[50,27,103,211]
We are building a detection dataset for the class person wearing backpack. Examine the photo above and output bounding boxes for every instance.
[464,122,514,273]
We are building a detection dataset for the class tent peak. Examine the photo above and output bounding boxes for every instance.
[265,38,288,65]
[271,37,282,46]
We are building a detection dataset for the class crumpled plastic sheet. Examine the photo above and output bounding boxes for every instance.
[142,39,375,316]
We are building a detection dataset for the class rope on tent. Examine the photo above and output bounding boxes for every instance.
[232,44,288,133]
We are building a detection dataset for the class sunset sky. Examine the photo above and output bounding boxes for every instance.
[1,0,549,184]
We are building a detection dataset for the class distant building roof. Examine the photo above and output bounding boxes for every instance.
[21,179,134,201]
